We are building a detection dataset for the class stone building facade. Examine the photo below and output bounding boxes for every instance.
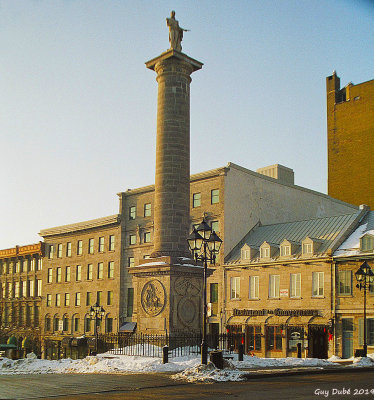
[333,210,374,358]
[220,207,368,359]
[0,242,44,355]
[38,215,121,359]
[327,71,374,209]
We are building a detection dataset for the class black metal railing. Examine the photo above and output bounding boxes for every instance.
[100,332,243,358]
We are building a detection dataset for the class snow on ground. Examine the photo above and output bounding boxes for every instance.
[0,350,373,381]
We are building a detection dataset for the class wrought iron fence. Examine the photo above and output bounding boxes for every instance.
[100,332,243,358]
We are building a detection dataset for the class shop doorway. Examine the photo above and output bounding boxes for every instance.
[342,318,353,359]
[308,326,328,359]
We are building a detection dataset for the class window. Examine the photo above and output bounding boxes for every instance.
[65,293,70,307]
[55,293,61,307]
[107,291,113,305]
[211,189,219,204]
[249,276,259,299]
[97,291,102,305]
[37,279,42,297]
[56,267,62,283]
[22,280,27,297]
[211,221,219,233]
[269,275,280,298]
[128,257,135,268]
[108,262,114,278]
[106,318,113,333]
[65,266,71,282]
[281,245,291,257]
[86,292,91,306]
[15,262,20,273]
[97,263,104,279]
[48,245,54,259]
[87,264,93,280]
[47,268,53,283]
[74,317,80,332]
[303,243,313,255]
[338,270,352,295]
[75,292,81,306]
[29,280,34,297]
[312,272,324,297]
[129,235,136,245]
[359,318,374,346]
[230,277,240,299]
[241,248,251,260]
[77,240,83,255]
[99,237,104,252]
[45,317,51,331]
[36,258,42,271]
[247,325,261,351]
[193,193,201,208]
[144,232,151,243]
[63,317,69,332]
[88,239,94,254]
[361,235,374,252]
[21,259,27,272]
[15,282,20,298]
[260,247,270,258]
[109,235,115,251]
[76,265,82,281]
[144,203,151,217]
[127,288,134,316]
[267,326,282,350]
[144,255,150,259]
[290,273,301,298]
[129,206,136,220]
[57,244,63,258]
[85,317,91,332]
[210,283,218,316]
[66,242,72,257]
[47,294,52,307]
[54,317,60,332]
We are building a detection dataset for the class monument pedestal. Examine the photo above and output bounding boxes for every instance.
[129,257,204,334]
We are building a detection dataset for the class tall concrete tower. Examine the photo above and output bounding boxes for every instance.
[146,13,203,258]
[129,12,204,334]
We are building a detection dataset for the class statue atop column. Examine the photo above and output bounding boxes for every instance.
[166,11,189,52]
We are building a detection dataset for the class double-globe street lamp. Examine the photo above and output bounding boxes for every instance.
[187,218,223,365]
[89,302,105,355]
[355,261,374,357]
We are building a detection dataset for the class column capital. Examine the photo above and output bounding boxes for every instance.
[145,49,203,73]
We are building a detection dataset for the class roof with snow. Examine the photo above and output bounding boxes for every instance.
[334,211,374,258]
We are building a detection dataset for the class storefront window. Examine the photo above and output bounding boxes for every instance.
[246,325,261,352]
[267,326,282,350]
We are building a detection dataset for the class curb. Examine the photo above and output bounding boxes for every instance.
[242,365,374,380]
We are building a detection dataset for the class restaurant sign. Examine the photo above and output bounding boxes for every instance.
[233,308,319,317]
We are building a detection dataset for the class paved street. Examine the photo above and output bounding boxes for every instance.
[2,370,374,400]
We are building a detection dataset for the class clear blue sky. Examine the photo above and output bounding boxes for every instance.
[1,0,373,248]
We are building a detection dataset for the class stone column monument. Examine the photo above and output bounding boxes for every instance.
[129,12,204,335]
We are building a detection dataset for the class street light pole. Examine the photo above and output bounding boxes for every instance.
[89,303,105,355]
[355,261,374,357]
[187,218,222,365]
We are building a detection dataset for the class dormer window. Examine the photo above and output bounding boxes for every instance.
[261,247,270,258]
[240,244,258,261]
[360,233,374,252]
[303,243,312,254]
[281,245,291,257]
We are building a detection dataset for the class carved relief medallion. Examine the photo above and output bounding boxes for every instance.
[177,298,196,326]
[141,279,166,316]
[174,277,201,296]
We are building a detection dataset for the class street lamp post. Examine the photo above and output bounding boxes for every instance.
[89,302,105,355]
[355,261,374,357]
[187,218,222,365]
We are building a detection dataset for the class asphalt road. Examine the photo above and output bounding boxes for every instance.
[1,370,374,400]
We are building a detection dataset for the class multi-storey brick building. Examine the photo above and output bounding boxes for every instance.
[327,71,374,208]
[0,242,44,355]
[38,215,121,359]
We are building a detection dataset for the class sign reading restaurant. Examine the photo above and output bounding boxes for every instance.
[233,308,319,317]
